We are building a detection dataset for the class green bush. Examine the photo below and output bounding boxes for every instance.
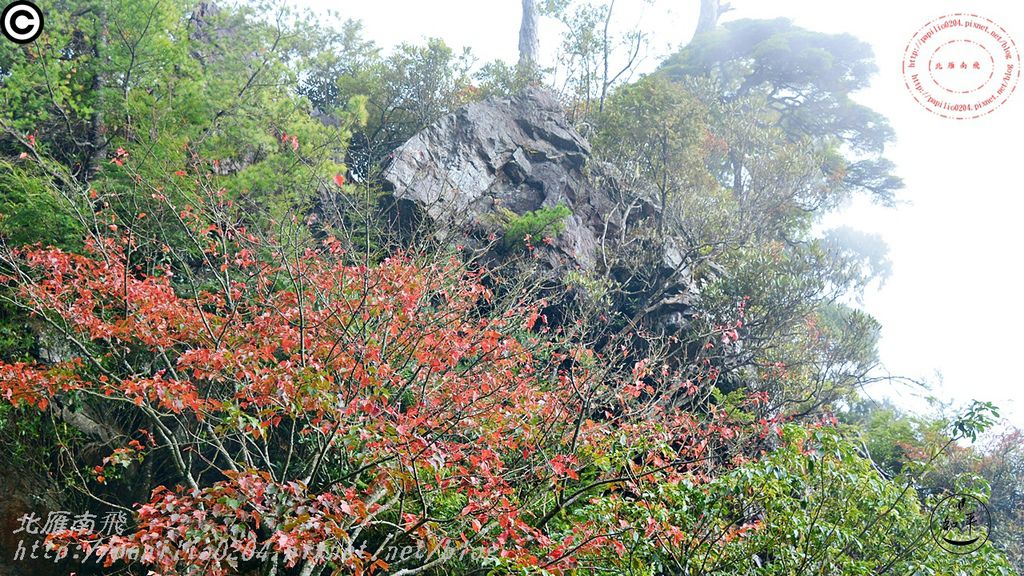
[501,204,572,250]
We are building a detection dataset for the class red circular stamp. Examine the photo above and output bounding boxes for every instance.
[903,14,1020,119]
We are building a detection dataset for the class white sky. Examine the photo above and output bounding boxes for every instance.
[303,0,1024,427]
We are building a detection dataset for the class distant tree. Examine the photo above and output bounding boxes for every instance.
[309,37,474,180]
[298,19,381,114]
[580,19,904,417]
[846,401,1024,572]
[519,0,541,68]
[823,226,893,290]
[592,69,892,417]
[540,0,650,125]
[977,428,1024,572]
[661,18,903,205]
[592,74,708,232]
[695,0,731,36]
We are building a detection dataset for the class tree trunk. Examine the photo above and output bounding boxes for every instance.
[87,9,109,181]
[695,0,728,36]
[518,0,540,68]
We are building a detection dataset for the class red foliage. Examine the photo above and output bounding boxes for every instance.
[1,219,761,575]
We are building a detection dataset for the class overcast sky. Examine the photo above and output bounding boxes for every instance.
[303,0,1024,426]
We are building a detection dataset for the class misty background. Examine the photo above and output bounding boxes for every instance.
[302,0,1024,426]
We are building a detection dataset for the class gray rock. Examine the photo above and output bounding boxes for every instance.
[383,87,637,272]
[381,87,704,338]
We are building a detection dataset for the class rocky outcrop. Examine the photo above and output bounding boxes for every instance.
[382,87,701,335]
[383,87,648,272]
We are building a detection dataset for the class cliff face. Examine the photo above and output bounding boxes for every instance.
[382,87,701,337]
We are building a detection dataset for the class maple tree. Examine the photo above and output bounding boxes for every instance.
[0,183,770,575]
